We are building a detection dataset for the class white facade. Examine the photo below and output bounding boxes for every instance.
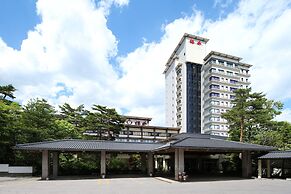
[165,34,251,136]
[202,51,251,136]
[164,33,208,133]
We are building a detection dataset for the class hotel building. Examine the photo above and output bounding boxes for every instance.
[202,51,251,136]
[84,115,180,142]
[164,33,251,136]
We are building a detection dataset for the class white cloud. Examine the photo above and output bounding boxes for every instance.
[117,0,291,124]
[0,0,121,108]
[1,0,291,126]
[276,108,291,122]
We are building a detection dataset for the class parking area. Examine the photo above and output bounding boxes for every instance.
[0,177,291,194]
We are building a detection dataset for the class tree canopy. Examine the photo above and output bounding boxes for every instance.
[222,88,290,149]
[0,84,16,100]
[0,84,125,165]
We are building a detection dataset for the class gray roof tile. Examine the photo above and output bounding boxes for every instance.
[155,133,275,151]
[14,133,276,152]
[258,150,291,159]
[14,139,162,152]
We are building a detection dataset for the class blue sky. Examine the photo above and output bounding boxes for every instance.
[0,0,291,125]
[0,0,237,53]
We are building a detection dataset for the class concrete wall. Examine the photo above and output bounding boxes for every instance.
[0,164,9,173]
[8,166,33,174]
[0,164,33,175]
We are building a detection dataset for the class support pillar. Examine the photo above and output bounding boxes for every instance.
[141,153,147,174]
[100,151,106,178]
[154,157,158,169]
[197,158,202,172]
[52,152,59,179]
[175,148,184,180]
[266,159,271,178]
[242,151,252,178]
[147,152,153,176]
[178,149,184,173]
[218,154,223,173]
[258,159,262,178]
[162,156,167,171]
[41,150,49,180]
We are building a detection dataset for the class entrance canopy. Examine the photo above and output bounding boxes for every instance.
[14,133,276,180]
[14,133,275,153]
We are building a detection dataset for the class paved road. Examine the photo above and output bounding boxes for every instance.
[0,177,290,194]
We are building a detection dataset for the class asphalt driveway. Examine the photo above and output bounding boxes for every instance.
[0,176,290,194]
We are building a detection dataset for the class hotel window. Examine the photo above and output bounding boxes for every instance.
[230,79,237,84]
[218,60,224,65]
[209,68,216,73]
[209,84,220,89]
[211,100,220,105]
[218,69,224,74]
[227,71,233,76]
[210,92,220,97]
[230,87,237,92]
[210,76,220,81]
[227,62,233,68]
[210,108,220,113]
[132,131,141,136]
[230,95,236,99]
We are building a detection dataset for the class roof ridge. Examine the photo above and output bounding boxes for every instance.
[215,138,276,148]
[15,139,63,147]
[170,136,192,146]
[59,139,162,145]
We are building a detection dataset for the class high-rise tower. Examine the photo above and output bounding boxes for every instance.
[164,33,209,133]
[201,51,251,136]
[164,34,251,136]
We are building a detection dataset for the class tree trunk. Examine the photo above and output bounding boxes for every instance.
[240,117,244,142]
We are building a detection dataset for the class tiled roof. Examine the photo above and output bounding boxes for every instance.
[14,139,162,152]
[169,133,227,140]
[155,133,275,152]
[258,150,291,159]
[14,133,276,153]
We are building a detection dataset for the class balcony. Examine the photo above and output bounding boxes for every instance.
[204,60,240,72]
